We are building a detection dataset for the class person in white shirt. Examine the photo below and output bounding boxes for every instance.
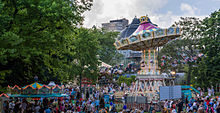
[186,106,190,112]
[122,96,125,104]
[21,101,27,113]
[211,86,215,96]
[172,108,177,113]
[170,100,173,108]
[164,100,168,109]
[34,105,40,113]
[193,101,197,110]
[208,88,212,96]
[200,89,204,96]
[9,101,15,111]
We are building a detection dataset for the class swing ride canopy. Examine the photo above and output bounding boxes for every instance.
[22,82,44,89]
[114,16,181,51]
[7,82,68,98]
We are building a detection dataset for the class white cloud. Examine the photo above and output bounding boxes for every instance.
[180,3,197,15]
[83,0,169,28]
[83,0,207,28]
[149,11,179,28]
[83,0,104,27]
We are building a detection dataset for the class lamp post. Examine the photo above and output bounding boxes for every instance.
[170,71,176,76]
[170,71,176,85]
[194,77,198,86]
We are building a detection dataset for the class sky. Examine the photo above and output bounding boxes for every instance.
[83,0,220,28]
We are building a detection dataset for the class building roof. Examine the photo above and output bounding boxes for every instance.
[118,17,140,40]
[110,18,128,23]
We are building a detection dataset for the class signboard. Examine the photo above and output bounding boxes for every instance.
[159,85,182,100]
[159,86,170,101]
[173,86,182,99]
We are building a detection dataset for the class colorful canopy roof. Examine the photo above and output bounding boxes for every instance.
[38,85,50,89]
[132,17,159,35]
[52,85,61,89]
[12,85,21,90]
[7,81,66,98]
[114,16,181,51]
[23,82,43,89]
[0,93,9,98]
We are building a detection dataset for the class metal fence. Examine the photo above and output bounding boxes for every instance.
[125,96,148,110]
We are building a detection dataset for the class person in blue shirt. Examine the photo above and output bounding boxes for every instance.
[204,101,207,110]
[95,99,100,109]
[45,107,52,113]
[71,90,76,96]
[123,104,127,110]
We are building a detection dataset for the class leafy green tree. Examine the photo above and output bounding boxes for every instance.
[191,10,220,88]
[130,75,136,82]
[94,29,123,66]
[71,28,100,93]
[118,76,126,85]
[159,10,220,87]
[117,75,136,86]
[0,0,92,86]
[125,78,132,86]
[159,17,202,85]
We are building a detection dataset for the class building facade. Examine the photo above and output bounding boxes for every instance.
[102,17,141,66]
[102,18,129,32]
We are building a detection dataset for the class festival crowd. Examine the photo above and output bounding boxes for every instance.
[2,85,119,113]
[2,84,220,113]
[162,96,220,113]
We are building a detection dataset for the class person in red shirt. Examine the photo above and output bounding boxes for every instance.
[80,98,83,102]
[205,98,210,105]
[54,106,59,113]
[77,106,81,112]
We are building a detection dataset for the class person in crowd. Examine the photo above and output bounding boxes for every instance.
[177,99,183,113]
[148,102,154,113]
[206,104,214,113]
[44,106,52,113]
[211,86,215,96]
[151,109,156,113]
[216,103,220,113]
[3,84,220,113]
[208,88,212,97]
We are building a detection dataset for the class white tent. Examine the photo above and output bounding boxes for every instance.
[48,81,56,87]
[98,60,112,68]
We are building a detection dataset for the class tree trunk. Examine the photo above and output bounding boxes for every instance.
[187,63,192,85]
